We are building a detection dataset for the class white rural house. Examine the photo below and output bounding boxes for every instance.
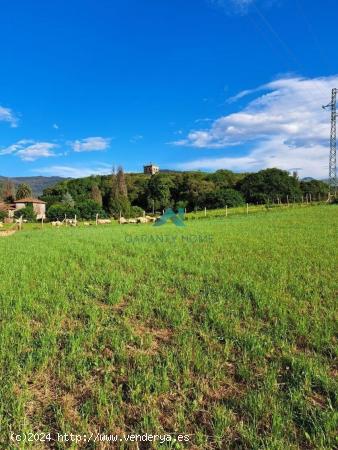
[14,198,46,220]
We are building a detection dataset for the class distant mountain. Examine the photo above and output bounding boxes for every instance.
[302,177,330,184]
[0,176,67,196]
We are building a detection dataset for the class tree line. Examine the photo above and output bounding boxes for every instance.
[0,168,330,221]
[40,168,329,220]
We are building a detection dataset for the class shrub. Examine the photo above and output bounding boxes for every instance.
[208,188,245,208]
[76,200,106,220]
[14,205,37,222]
[47,204,79,221]
[176,200,188,210]
[0,210,7,221]
[239,168,302,203]
[109,196,131,218]
[129,206,145,218]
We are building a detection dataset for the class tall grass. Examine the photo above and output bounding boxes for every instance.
[0,205,337,449]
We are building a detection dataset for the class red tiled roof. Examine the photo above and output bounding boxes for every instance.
[14,198,46,204]
[0,202,16,211]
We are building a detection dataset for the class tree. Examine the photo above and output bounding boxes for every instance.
[41,185,66,207]
[109,196,131,217]
[16,183,32,200]
[177,173,214,209]
[117,166,128,198]
[47,204,78,221]
[14,205,36,222]
[146,174,174,211]
[239,168,302,203]
[91,184,103,206]
[207,170,243,188]
[207,188,245,208]
[2,179,15,203]
[127,175,148,207]
[300,180,329,199]
[77,200,106,220]
[108,166,131,216]
[61,192,75,207]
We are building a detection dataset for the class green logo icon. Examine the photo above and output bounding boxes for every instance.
[154,208,186,227]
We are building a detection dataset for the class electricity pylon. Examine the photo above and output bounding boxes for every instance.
[323,88,337,196]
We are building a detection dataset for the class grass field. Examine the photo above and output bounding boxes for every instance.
[0,205,337,449]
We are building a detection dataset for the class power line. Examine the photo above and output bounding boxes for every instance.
[252,3,328,100]
[295,0,331,73]
[252,3,301,70]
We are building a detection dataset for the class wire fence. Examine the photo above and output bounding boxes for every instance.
[184,200,329,221]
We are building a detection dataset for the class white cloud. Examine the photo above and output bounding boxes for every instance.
[71,137,111,152]
[130,134,144,143]
[195,118,212,124]
[0,106,18,127]
[177,137,328,179]
[53,123,59,129]
[209,0,279,15]
[36,164,112,178]
[0,140,57,161]
[173,75,337,178]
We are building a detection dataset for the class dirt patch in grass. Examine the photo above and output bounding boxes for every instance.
[0,229,16,237]
[157,392,185,430]
[128,322,173,356]
[203,382,246,402]
[25,371,58,421]
[23,368,87,435]
[308,392,327,409]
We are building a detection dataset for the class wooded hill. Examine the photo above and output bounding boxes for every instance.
[39,168,329,220]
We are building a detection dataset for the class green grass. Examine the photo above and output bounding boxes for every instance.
[0,205,337,449]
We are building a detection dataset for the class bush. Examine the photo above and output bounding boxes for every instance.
[47,204,79,221]
[239,168,302,203]
[0,210,7,221]
[14,205,37,222]
[77,200,106,220]
[208,188,245,208]
[129,206,145,218]
[109,196,131,218]
[175,200,188,210]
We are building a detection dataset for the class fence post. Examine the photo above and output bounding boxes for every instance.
[204,207,207,217]
[225,205,228,217]
[41,216,44,229]
[246,203,249,215]
[96,213,99,225]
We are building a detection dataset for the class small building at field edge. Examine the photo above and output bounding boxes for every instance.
[143,163,159,175]
[14,198,46,220]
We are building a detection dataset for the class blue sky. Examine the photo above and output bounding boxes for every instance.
[0,0,337,178]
